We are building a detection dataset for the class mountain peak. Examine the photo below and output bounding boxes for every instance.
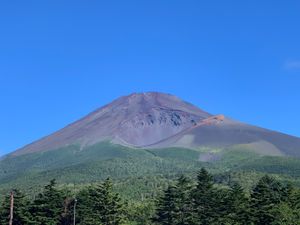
[125,92,182,102]
[102,92,210,116]
[13,92,211,155]
[127,91,170,97]
[118,92,181,106]
[11,92,300,158]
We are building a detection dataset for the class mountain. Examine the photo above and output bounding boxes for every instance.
[1,92,300,193]
[12,92,300,157]
[13,92,211,155]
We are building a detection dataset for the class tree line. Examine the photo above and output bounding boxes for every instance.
[0,168,300,225]
[0,179,124,225]
[154,168,300,225]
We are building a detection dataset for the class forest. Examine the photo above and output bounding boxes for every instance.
[0,168,300,225]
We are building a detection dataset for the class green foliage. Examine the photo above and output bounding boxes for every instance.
[173,176,194,225]
[153,168,300,225]
[0,169,300,224]
[2,142,300,198]
[271,202,300,225]
[153,176,194,225]
[1,142,300,224]
[0,179,129,225]
[77,178,125,225]
[153,185,178,225]
[238,156,300,178]
[191,168,216,225]
[0,189,32,225]
[250,175,290,225]
[126,201,155,225]
[0,142,206,194]
[226,183,250,224]
[29,179,64,225]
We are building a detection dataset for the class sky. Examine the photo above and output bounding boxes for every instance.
[0,1,300,155]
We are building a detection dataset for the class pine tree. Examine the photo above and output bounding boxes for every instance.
[271,187,300,225]
[77,178,125,225]
[226,183,251,225]
[288,185,300,209]
[0,189,33,225]
[250,175,288,225]
[191,168,216,225]
[126,201,155,225]
[153,185,178,225]
[77,187,101,225]
[210,187,233,225]
[174,175,194,225]
[29,179,64,225]
[60,197,75,225]
[153,175,194,225]
[271,202,300,225]
[97,178,125,225]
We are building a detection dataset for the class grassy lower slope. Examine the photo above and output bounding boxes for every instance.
[1,142,300,199]
[0,142,205,193]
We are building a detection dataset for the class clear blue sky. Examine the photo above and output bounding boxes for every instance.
[1,1,300,155]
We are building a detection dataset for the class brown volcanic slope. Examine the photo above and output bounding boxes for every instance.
[13,92,300,157]
[13,92,211,155]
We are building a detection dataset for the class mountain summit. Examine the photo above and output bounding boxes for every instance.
[14,92,210,155]
[2,92,300,192]
[13,92,300,157]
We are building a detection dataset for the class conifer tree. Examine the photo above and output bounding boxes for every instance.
[126,201,155,225]
[153,185,178,225]
[210,187,232,225]
[153,175,194,225]
[191,168,216,225]
[77,178,125,225]
[250,175,288,225]
[60,197,75,225]
[29,179,64,225]
[0,189,32,225]
[271,187,300,225]
[226,183,251,225]
[174,175,194,225]
[77,187,101,225]
[271,202,300,225]
[98,178,125,225]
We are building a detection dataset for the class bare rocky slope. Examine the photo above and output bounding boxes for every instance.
[12,92,300,157]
